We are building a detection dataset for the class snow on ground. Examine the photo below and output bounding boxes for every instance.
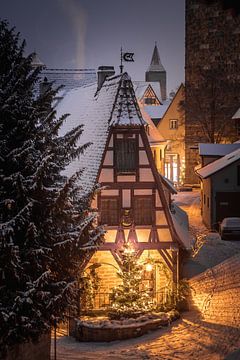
[51,190,240,360]
[173,190,240,277]
[51,311,240,360]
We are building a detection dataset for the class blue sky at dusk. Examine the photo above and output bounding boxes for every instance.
[0,0,185,94]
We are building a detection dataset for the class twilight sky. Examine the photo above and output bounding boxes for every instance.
[0,0,185,94]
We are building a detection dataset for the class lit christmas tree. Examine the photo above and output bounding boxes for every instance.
[109,243,154,319]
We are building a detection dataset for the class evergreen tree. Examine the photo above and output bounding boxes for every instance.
[0,20,103,356]
[109,244,154,319]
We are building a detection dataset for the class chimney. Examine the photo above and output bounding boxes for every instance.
[97,66,115,90]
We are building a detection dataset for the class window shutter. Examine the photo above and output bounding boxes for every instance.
[101,198,119,225]
[134,196,152,225]
[115,139,136,173]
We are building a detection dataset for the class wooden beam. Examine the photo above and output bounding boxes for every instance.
[99,242,175,251]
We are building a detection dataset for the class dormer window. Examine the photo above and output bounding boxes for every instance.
[115,138,137,173]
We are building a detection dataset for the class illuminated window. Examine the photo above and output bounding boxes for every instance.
[115,138,137,173]
[169,119,178,129]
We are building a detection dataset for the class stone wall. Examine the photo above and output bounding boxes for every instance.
[188,254,240,327]
[185,0,240,184]
[5,333,50,360]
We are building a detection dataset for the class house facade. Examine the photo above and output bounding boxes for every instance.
[196,149,240,229]
[56,69,190,310]
[157,84,185,185]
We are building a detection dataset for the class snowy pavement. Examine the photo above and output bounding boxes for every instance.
[173,190,240,277]
[51,311,240,360]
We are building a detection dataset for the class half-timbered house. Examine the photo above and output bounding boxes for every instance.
[57,69,190,310]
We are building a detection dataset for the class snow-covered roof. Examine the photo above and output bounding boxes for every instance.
[57,73,145,194]
[133,81,161,103]
[171,204,192,250]
[39,68,96,94]
[232,107,240,119]
[199,143,240,157]
[144,103,170,119]
[139,105,165,144]
[161,176,177,194]
[196,148,240,179]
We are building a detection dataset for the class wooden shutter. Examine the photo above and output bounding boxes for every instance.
[134,196,152,225]
[100,197,119,225]
[115,139,136,173]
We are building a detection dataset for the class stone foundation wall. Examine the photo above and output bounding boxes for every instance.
[5,333,50,360]
[188,254,240,327]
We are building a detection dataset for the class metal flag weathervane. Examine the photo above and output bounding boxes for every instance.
[120,47,134,73]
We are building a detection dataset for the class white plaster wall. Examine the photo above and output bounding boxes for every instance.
[99,169,114,182]
[103,151,113,166]
[139,168,154,182]
[122,189,131,207]
[139,151,149,165]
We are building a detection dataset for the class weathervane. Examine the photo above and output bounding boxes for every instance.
[120,47,135,74]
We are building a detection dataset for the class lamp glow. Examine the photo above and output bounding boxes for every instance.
[145,263,153,272]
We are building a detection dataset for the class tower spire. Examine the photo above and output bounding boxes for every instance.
[148,43,165,72]
[145,43,167,101]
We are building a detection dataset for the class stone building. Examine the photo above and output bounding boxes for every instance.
[185,0,240,184]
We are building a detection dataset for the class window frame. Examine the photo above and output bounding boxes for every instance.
[114,137,137,175]
[133,195,153,225]
[169,119,178,130]
[99,196,120,226]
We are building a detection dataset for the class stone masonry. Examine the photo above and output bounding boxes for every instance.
[185,0,240,184]
[189,253,240,327]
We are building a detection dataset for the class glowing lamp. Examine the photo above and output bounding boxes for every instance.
[145,263,153,272]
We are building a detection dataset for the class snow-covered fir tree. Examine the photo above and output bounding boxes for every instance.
[0,20,103,356]
[109,243,154,319]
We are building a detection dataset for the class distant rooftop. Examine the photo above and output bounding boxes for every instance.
[196,148,240,179]
[199,143,240,157]
[38,68,96,94]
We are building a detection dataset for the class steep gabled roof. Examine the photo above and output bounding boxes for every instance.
[196,148,240,179]
[147,44,165,73]
[133,81,162,103]
[57,73,146,194]
[232,107,240,119]
[110,73,146,127]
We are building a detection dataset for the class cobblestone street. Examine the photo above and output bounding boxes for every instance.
[51,311,240,360]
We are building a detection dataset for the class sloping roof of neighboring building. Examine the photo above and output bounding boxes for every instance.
[196,148,240,179]
[139,104,166,144]
[232,107,240,119]
[133,81,162,103]
[161,176,177,194]
[39,68,96,94]
[144,102,171,119]
[57,73,145,194]
[199,143,240,156]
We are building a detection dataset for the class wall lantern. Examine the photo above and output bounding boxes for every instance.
[145,262,153,272]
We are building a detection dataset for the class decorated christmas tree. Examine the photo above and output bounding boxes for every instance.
[109,243,154,319]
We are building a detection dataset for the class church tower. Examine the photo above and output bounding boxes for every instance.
[145,44,167,101]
